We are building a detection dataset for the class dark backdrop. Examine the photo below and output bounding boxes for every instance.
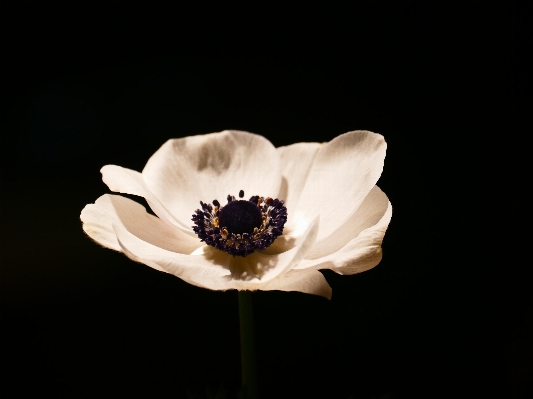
[1,2,525,399]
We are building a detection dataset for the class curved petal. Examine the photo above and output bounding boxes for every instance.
[224,215,319,286]
[141,130,282,230]
[112,214,320,291]
[294,197,392,275]
[81,197,122,253]
[293,131,387,242]
[276,142,322,233]
[100,165,194,235]
[80,194,203,262]
[306,185,390,259]
[260,269,332,299]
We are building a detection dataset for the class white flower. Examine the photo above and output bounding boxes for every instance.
[80,130,392,299]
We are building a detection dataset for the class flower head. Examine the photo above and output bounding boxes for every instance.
[80,130,392,299]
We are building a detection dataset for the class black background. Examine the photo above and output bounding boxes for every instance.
[1,1,527,399]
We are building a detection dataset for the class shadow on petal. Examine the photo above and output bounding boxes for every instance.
[199,246,278,282]
[277,176,289,205]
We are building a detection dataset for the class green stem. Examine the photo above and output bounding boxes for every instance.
[238,290,258,399]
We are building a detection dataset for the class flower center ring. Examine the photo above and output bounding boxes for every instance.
[191,190,288,257]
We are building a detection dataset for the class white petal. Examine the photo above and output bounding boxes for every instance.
[81,197,122,252]
[141,130,282,230]
[100,164,194,234]
[294,197,392,275]
[306,186,390,259]
[260,269,332,299]
[114,222,227,283]
[112,214,320,291]
[225,215,319,286]
[276,142,322,233]
[293,131,386,242]
[80,194,203,263]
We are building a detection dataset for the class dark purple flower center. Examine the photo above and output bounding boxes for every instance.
[218,200,263,235]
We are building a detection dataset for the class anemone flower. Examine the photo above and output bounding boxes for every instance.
[80,130,391,300]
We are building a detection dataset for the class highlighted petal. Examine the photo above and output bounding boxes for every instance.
[112,215,320,291]
[276,142,321,230]
[293,131,386,242]
[142,130,282,230]
[80,194,203,263]
[306,186,390,259]
[261,269,332,299]
[114,223,229,285]
[294,197,392,275]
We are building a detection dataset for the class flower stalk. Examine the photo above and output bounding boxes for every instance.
[238,290,258,399]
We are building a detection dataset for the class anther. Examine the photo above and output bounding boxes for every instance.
[239,190,244,198]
